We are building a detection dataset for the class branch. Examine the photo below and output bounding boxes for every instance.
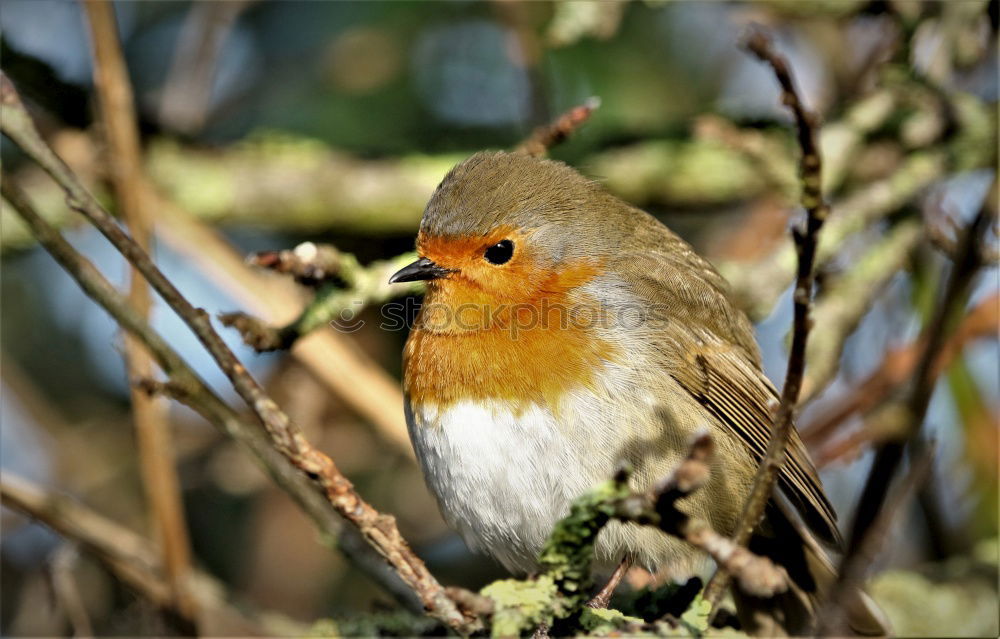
[704,28,830,614]
[616,433,789,599]
[0,77,473,632]
[515,97,601,157]
[82,0,195,620]
[220,247,422,351]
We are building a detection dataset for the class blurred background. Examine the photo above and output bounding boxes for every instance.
[1,0,997,636]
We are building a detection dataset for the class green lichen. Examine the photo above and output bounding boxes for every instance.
[578,606,644,634]
[538,477,632,607]
[678,595,712,636]
[478,477,633,636]
[481,575,559,638]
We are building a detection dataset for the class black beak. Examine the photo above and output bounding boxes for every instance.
[388,257,451,284]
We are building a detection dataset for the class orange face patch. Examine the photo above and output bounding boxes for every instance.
[404,228,617,411]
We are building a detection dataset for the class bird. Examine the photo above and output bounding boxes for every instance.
[389,150,887,636]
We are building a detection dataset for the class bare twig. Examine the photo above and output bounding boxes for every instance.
[515,97,601,157]
[82,0,195,620]
[0,182,422,616]
[703,29,829,614]
[221,247,422,351]
[0,83,471,630]
[825,207,992,634]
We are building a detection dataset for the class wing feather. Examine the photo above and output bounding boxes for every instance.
[615,243,841,547]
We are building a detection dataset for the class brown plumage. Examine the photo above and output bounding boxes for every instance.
[395,151,887,636]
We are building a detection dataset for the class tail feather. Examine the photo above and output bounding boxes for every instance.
[732,506,891,636]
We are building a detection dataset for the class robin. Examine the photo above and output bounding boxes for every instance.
[389,151,886,635]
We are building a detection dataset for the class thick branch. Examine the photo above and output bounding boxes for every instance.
[0,77,471,632]
[704,29,830,613]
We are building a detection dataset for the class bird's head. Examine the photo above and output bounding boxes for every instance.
[390,151,624,330]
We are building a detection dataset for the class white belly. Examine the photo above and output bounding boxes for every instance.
[405,398,598,573]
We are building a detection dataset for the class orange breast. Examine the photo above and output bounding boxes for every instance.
[403,258,618,411]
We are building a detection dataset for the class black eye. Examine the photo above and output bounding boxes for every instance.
[484,239,514,265]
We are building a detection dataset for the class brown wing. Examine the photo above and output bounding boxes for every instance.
[615,231,841,547]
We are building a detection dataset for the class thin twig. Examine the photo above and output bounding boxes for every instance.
[824,206,992,634]
[616,433,789,599]
[0,181,423,616]
[81,0,195,620]
[703,29,830,614]
[515,96,601,157]
[0,114,470,633]
[221,247,422,351]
